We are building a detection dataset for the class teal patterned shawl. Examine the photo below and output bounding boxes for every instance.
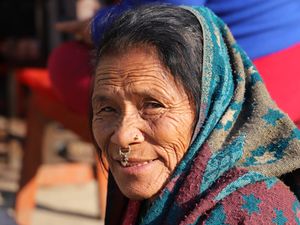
[105,6,300,225]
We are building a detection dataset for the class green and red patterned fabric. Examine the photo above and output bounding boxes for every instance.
[104,6,300,225]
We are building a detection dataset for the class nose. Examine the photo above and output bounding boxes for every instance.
[110,113,144,147]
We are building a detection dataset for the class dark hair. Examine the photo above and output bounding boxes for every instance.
[94,4,203,114]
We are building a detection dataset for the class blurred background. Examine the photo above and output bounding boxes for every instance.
[0,0,107,224]
[1,0,300,224]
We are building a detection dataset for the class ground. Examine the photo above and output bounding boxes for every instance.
[0,116,104,225]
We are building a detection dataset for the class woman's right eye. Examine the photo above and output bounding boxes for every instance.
[100,106,116,113]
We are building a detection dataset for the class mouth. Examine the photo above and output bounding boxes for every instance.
[119,159,155,167]
[111,156,160,175]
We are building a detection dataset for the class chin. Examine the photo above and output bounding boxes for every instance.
[117,181,162,200]
[120,185,157,200]
[110,160,170,200]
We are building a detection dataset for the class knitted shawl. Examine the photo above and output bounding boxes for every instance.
[104,6,300,225]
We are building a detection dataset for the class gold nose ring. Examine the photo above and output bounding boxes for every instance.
[134,135,139,141]
[119,146,131,166]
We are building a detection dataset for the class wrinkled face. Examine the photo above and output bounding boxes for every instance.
[92,47,195,200]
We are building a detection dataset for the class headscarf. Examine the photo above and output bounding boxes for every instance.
[99,6,300,225]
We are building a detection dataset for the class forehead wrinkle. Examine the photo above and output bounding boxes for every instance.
[124,70,180,99]
[95,72,122,86]
[93,80,178,105]
[95,68,171,91]
[93,55,187,103]
[92,86,122,103]
[125,73,169,88]
[95,59,169,80]
[95,78,185,106]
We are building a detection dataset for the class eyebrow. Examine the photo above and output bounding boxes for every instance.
[92,84,174,105]
[92,95,110,103]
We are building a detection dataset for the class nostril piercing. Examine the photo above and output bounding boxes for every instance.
[119,146,131,166]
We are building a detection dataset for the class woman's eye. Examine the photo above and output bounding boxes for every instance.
[144,101,164,109]
[100,106,116,113]
[141,101,165,119]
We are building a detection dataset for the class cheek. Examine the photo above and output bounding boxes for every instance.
[92,121,110,151]
[92,124,103,150]
[152,112,194,169]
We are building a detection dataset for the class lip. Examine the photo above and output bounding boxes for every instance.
[114,158,159,175]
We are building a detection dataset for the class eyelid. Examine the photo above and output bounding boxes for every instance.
[101,106,116,112]
[145,101,163,107]
[93,100,118,114]
[143,98,166,109]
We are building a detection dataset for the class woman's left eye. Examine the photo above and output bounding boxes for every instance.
[144,101,164,109]
[141,100,165,119]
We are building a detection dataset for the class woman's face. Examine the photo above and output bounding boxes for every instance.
[92,46,195,200]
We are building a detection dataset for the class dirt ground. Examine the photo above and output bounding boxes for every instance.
[0,116,104,225]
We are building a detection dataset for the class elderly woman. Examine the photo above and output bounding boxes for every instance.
[91,5,300,224]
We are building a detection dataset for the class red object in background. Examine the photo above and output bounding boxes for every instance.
[254,43,300,128]
[15,46,108,224]
[48,41,92,116]
[17,68,53,97]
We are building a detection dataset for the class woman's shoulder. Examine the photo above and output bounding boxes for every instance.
[214,178,300,224]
